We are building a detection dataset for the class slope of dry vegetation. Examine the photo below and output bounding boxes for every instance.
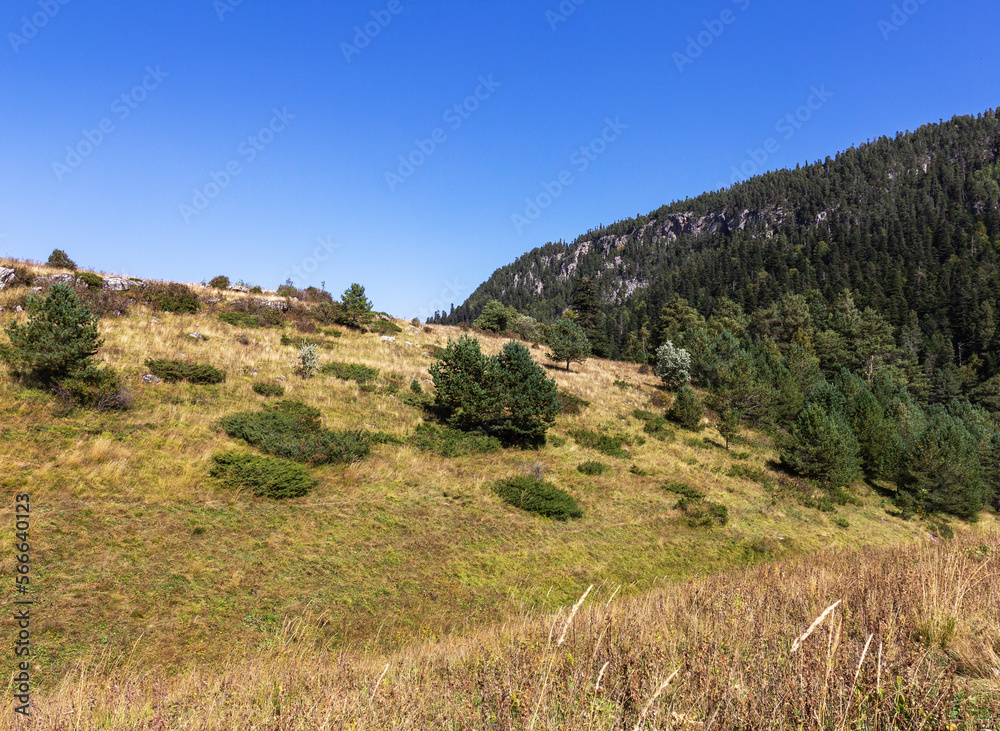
[8,530,999,729]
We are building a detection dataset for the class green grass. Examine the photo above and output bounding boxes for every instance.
[409,423,501,457]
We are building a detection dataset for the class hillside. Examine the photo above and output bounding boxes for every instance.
[0,255,968,694]
[436,109,1000,399]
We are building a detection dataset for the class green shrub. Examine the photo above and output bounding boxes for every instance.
[668,385,704,431]
[629,464,651,476]
[372,319,402,335]
[0,284,103,385]
[218,400,371,465]
[675,497,729,528]
[577,460,608,475]
[144,358,226,384]
[321,361,379,383]
[492,476,582,520]
[141,282,201,314]
[410,423,502,457]
[832,517,850,529]
[219,312,261,328]
[252,381,285,397]
[209,275,230,290]
[46,249,76,269]
[78,272,104,289]
[568,428,632,459]
[54,365,131,410]
[410,378,422,394]
[633,410,675,441]
[297,344,319,378]
[546,317,591,371]
[662,481,705,499]
[547,435,566,447]
[209,451,317,499]
[337,283,374,329]
[613,379,635,390]
[557,390,590,415]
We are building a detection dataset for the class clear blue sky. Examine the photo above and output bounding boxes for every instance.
[2,0,998,319]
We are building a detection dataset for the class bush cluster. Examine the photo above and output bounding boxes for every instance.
[53,365,131,411]
[577,461,608,475]
[662,481,706,499]
[219,312,261,328]
[218,400,370,465]
[675,497,729,528]
[252,381,285,397]
[492,476,583,520]
[409,423,502,458]
[567,428,634,459]
[321,361,379,383]
[556,390,590,415]
[209,275,231,290]
[140,282,201,314]
[209,451,317,499]
[668,385,704,431]
[144,358,226,384]
[632,409,676,441]
[77,272,104,289]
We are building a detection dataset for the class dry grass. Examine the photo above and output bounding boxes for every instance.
[1,259,998,727]
[5,530,998,729]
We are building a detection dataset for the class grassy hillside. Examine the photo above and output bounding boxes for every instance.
[0,258,991,696]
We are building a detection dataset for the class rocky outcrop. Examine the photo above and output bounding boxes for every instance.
[103,277,132,291]
[0,268,15,289]
[252,299,288,311]
[33,274,76,287]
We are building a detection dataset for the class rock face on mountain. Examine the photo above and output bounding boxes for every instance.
[103,277,134,291]
[34,274,77,287]
[0,268,15,289]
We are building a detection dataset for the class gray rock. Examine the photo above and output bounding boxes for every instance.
[103,277,132,291]
[189,332,204,339]
[231,285,250,293]
[142,374,163,384]
[204,298,220,305]
[34,274,76,286]
[381,335,396,342]
[0,267,15,289]
[252,299,288,311]
[14,305,23,312]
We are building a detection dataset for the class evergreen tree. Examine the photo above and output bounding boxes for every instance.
[338,283,374,328]
[0,283,103,385]
[489,341,560,446]
[46,248,76,269]
[474,300,512,334]
[716,406,740,450]
[546,318,591,371]
[570,278,609,357]
[780,402,862,488]
[669,385,703,431]
[429,335,493,433]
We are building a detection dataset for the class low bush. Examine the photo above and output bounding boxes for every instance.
[209,275,231,290]
[75,286,131,318]
[321,361,379,383]
[632,409,675,441]
[492,476,583,520]
[372,319,403,335]
[141,282,201,314]
[252,381,285,397]
[144,358,226,384]
[547,435,566,447]
[209,451,317,499]
[557,390,590,415]
[219,312,261,328]
[577,461,608,476]
[568,428,633,459]
[662,481,705,499]
[53,365,131,411]
[629,464,651,476]
[410,423,502,458]
[675,497,729,528]
[77,272,104,289]
[217,400,370,465]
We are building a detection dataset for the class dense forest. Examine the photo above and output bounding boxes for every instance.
[434,109,1000,407]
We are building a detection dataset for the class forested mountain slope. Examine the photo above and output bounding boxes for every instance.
[436,109,1000,397]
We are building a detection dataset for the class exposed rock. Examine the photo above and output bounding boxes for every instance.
[103,277,132,291]
[142,374,163,384]
[204,298,220,305]
[34,274,76,287]
[14,305,23,312]
[0,268,15,289]
[381,335,396,342]
[231,285,250,293]
[252,299,288,311]
[189,332,204,339]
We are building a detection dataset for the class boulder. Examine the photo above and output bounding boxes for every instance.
[142,374,163,384]
[0,267,15,289]
[231,285,250,293]
[252,299,288,311]
[189,332,204,340]
[34,274,76,287]
[381,335,396,342]
[103,277,132,291]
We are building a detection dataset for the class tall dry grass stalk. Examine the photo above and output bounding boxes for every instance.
[6,530,998,729]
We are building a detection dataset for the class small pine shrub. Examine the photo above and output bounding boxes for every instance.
[557,390,590,415]
[568,428,632,459]
[675,497,729,528]
[320,361,379,383]
[219,312,261,328]
[209,451,317,499]
[547,435,566,447]
[410,423,502,458]
[668,385,704,431]
[209,275,231,290]
[410,318,421,327]
[78,272,104,289]
[629,464,651,476]
[832,517,850,529]
[252,381,285,397]
[577,461,608,476]
[47,249,76,269]
[662,481,705,499]
[144,358,226,384]
[372,319,403,335]
[613,379,635,390]
[410,379,422,394]
[54,365,131,411]
[218,400,371,465]
[492,476,582,520]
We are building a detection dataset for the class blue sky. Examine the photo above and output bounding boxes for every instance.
[1,0,998,319]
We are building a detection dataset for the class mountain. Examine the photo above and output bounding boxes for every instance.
[436,108,1000,394]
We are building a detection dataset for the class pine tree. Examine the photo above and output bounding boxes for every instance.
[489,341,560,447]
[546,318,591,371]
[0,283,103,385]
[338,283,374,328]
[716,406,740,450]
[669,385,703,431]
[46,249,76,270]
[780,402,862,487]
[570,278,609,357]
